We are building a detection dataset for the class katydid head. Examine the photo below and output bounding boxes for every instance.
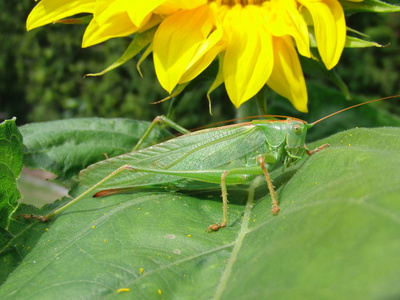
[286,120,309,148]
[283,119,311,168]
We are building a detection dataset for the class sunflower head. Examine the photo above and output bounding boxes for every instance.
[26,0,399,112]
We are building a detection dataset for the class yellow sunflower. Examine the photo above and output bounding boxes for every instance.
[27,0,364,112]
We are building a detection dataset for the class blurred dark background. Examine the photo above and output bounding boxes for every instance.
[1,1,399,137]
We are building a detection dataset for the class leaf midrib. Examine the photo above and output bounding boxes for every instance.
[212,176,263,300]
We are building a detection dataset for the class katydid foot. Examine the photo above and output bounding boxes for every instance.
[271,205,280,215]
[206,221,227,232]
[17,214,50,222]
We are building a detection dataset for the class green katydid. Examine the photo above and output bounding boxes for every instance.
[19,96,400,231]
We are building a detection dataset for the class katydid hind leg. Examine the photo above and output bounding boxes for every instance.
[206,170,229,232]
[18,165,134,222]
[258,155,280,215]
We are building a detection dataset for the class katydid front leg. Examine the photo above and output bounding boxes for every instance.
[306,143,330,155]
[258,155,280,215]
[206,170,229,232]
[256,144,330,218]
[259,144,330,217]
[207,155,279,232]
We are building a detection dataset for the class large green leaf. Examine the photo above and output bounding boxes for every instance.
[19,118,171,180]
[0,118,23,229]
[0,118,23,285]
[1,127,399,298]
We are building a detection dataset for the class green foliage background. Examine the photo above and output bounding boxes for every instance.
[1,1,399,128]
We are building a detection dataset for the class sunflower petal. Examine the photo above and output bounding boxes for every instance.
[207,53,225,107]
[27,0,95,31]
[180,42,224,83]
[265,0,311,58]
[223,5,274,108]
[179,10,224,83]
[299,0,346,69]
[266,37,308,113]
[82,12,138,47]
[153,5,221,93]
[94,0,166,28]
[152,0,206,15]
[165,0,206,9]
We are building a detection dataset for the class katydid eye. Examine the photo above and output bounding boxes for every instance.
[293,124,301,133]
